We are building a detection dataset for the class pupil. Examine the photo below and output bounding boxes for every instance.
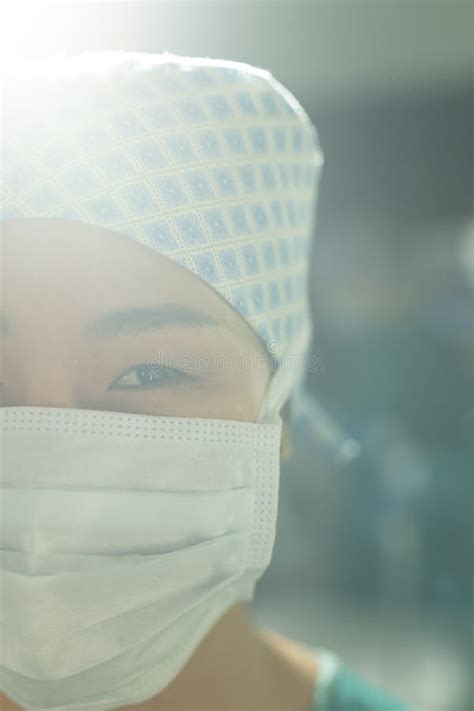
[138,365,159,384]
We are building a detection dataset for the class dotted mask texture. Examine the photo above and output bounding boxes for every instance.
[1,52,323,371]
[0,406,282,572]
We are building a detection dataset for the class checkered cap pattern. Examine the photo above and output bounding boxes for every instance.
[1,52,323,366]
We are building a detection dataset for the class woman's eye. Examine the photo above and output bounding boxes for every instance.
[109,363,193,390]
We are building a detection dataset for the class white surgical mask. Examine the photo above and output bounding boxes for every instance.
[0,367,288,711]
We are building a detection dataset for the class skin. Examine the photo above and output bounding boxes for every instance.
[0,218,317,711]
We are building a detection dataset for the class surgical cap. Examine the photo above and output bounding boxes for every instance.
[1,52,357,455]
[1,52,322,415]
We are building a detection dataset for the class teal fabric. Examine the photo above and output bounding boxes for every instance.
[312,649,419,711]
[314,667,416,711]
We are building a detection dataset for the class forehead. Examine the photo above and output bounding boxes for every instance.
[2,218,216,305]
[2,218,215,300]
[1,218,264,350]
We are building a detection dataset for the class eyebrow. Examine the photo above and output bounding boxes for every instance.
[0,304,220,339]
[82,303,220,339]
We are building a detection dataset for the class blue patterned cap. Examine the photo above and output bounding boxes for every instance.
[1,52,324,415]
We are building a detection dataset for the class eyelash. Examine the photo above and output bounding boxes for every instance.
[109,363,194,391]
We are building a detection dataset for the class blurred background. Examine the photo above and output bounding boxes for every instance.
[2,2,472,709]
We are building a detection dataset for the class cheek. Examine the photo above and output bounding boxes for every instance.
[206,356,271,422]
[151,372,268,422]
[101,385,259,421]
[216,387,259,422]
[167,375,268,422]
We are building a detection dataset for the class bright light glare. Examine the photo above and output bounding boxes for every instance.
[0,2,73,73]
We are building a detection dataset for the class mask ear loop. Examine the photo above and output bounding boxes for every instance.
[256,319,312,424]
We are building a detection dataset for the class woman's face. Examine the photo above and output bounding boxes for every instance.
[0,219,272,422]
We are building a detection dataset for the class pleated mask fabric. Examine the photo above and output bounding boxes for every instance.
[0,405,282,710]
